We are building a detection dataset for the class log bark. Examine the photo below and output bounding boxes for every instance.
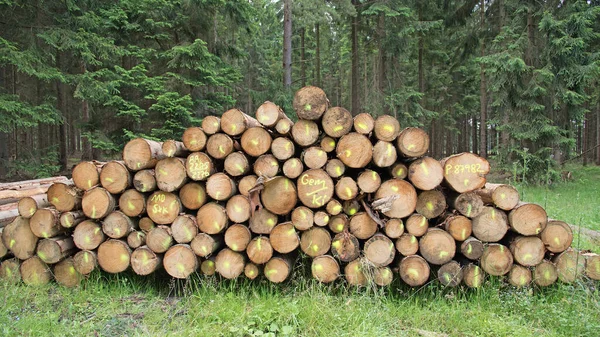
[441,153,490,193]
[47,182,82,212]
[182,127,207,152]
[119,189,146,217]
[321,107,353,138]
[130,246,162,276]
[583,253,600,281]
[122,138,164,171]
[472,207,509,242]
[59,211,85,229]
[155,157,188,192]
[336,133,373,168]
[73,250,97,275]
[438,261,463,287]
[82,187,116,219]
[179,182,207,210]
[190,233,223,257]
[474,183,520,211]
[2,216,38,259]
[508,202,547,236]
[100,161,131,194]
[18,194,49,218]
[36,236,75,264]
[300,227,331,257]
[415,190,446,219]
[449,192,484,218]
[462,263,485,288]
[164,244,198,279]
[461,237,484,260]
[312,255,339,283]
[133,169,157,193]
[0,176,69,191]
[293,86,329,120]
[398,255,430,287]
[73,220,105,250]
[480,244,513,276]
[97,239,131,273]
[162,140,189,158]
[171,214,198,244]
[0,184,55,204]
[554,249,584,283]
[396,127,430,158]
[221,108,261,137]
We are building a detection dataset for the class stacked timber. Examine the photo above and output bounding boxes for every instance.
[1,87,597,289]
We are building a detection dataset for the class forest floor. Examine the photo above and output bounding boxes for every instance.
[1,164,599,337]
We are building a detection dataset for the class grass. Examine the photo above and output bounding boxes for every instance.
[1,164,599,337]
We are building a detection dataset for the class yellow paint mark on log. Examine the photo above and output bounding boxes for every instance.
[170,200,177,209]
[336,224,344,232]
[439,251,449,258]
[329,141,335,147]
[466,244,473,255]
[420,162,429,175]
[120,254,129,262]
[271,161,278,167]
[247,269,255,276]
[88,180,93,188]
[230,244,238,251]
[267,218,275,226]
[52,197,59,203]
[231,124,237,132]
[463,179,470,187]
[407,268,419,278]
[523,253,532,262]
[335,166,342,176]
[357,122,367,130]
[500,193,506,199]
[9,239,15,248]
[94,227,101,235]
[83,253,90,263]
[554,237,561,246]
[426,202,434,211]
[304,103,312,111]
[69,266,76,275]
[333,125,344,132]
[407,144,416,150]
[177,263,185,273]
[313,264,323,272]
[410,236,417,244]
[84,236,91,244]
[345,187,352,198]
[158,169,168,176]
[287,228,296,236]
[213,221,220,230]
[256,239,262,250]
[137,162,141,169]
[224,261,231,269]
[128,201,135,211]
[265,268,277,276]
[219,145,226,154]
[349,208,357,216]
[305,124,310,136]
[333,205,342,212]
[114,228,121,236]
[234,205,242,212]
[311,244,319,252]
[396,168,404,176]
[332,240,341,249]
[236,164,245,173]
[383,125,394,132]
[466,204,473,217]
[519,275,526,285]
[105,177,114,183]
[461,228,467,240]
[344,150,352,158]
[372,171,377,180]
[37,252,47,261]
[91,205,97,218]
[420,217,427,227]
[391,186,399,192]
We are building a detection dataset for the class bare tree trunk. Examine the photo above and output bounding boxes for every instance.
[597,102,600,165]
[56,51,68,171]
[377,14,387,114]
[351,0,360,115]
[418,5,425,98]
[315,24,321,87]
[479,0,487,158]
[300,27,306,87]
[283,0,292,89]
[0,66,9,177]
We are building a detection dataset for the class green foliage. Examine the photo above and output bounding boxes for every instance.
[5,147,61,178]
[0,94,61,132]
[148,92,198,140]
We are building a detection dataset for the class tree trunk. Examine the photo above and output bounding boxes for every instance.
[315,23,321,87]
[56,50,68,172]
[300,27,306,87]
[479,0,487,158]
[283,0,292,89]
[351,0,360,115]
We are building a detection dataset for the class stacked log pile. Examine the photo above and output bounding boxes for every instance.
[1,86,598,288]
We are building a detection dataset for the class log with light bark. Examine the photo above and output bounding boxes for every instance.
[291,206,313,231]
[127,231,146,249]
[82,187,116,219]
[398,255,430,287]
[313,211,329,227]
[73,220,105,250]
[331,232,360,262]
[291,119,320,147]
[102,211,136,239]
[372,266,394,286]
[326,199,343,216]
[270,137,295,162]
[471,207,509,242]
[474,183,520,211]
[122,138,164,171]
[408,157,443,191]
[384,218,404,239]
[328,214,348,233]
[480,244,513,276]
[364,233,395,267]
[0,206,18,227]
[182,127,207,152]
[221,108,261,137]
[261,176,297,215]
[311,255,339,283]
[100,161,131,194]
[462,264,485,288]
[2,216,38,260]
[270,222,299,254]
[146,226,173,254]
[146,191,181,225]
[396,127,429,158]
[390,163,408,180]
[293,86,329,120]
[442,215,472,242]
[18,194,49,218]
[583,253,600,281]
[554,248,585,283]
[36,236,75,264]
[54,257,82,288]
[0,176,69,191]
[353,113,375,135]
[256,101,288,128]
[441,153,490,193]
[508,264,532,287]
[215,248,245,279]
[20,256,52,285]
[97,239,131,274]
[0,229,7,259]
[533,260,558,287]
[119,189,146,217]
[374,115,400,142]
[200,258,217,276]
[356,169,381,194]
[190,233,223,257]
[224,224,252,252]
[282,158,303,179]
[325,159,345,179]
[335,177,358,201]
[320,136,336,153]
[246,236,273,264]
[300,227,331,257]
[437,260,463,287]
[321,107,353,138]
[244,263,260,280]
[0,258,21,282]
[131,246,162,275]
[162,140,189,158]
[164,244,198,279]
[540,220,573,253]
[59,211,85,229]
[206,133,235,160]
[133,169,157,193]
[171,214,197,244]
[374,179,417,219]
[73,250,97,275]
[509,236,545,267]
[47,182,82,212]
[336,133,373,168]
[508,202,547,236]
[155,157,188,192]
[415,190,446,219]
[449,192,484,218]
[275,117,293,135]
[139,217,155,232]
[419,228,456,265]
[29,208,63,238]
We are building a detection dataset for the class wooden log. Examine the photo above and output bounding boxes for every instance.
[540,220,573,253]
[155,157,188,192]
[334,177,358,201]
[224,152,251,177]
[133,169,157,193]
[179,182,207,211]
[271,137,295,162]
[59,211,85,229]
[147,191,181,225]
[328,214,348,234]
[98,239,131,273]
[130,246,162,276]
[200,258,217,276]
[54,257,82,288]
[508,264,532,287]
[139,217,155,232]
[405,214,429,237]
[264,255,294,283]
[0,258,21,282]
[419,228,456,265]
[244,263,260,280]
[442,215,472,241]
[119,189,146,217]
[326,199,343,216]
[253,154,280,177]
[221,108,261,136]
[202,115,221,135]
[533,260,558,286]
[449,192,484,218]
[554,248,584,283]
[396,127,430,158]
[282,158,304,179]
[47,182,82,212]
[146,226,173,253]
[349,212,377,240]
[342,199,361,218]
[415,190,446,219]
[297,169,334,209]
[82,187,116,219]
[0,176,68,191]
[100,161,131,194]
[190,233,223,257]
[182,127,207,152]
[474,183,520,211]
[374,179,417,218]
[462,264,485,288]
[185,152,215,182]
[122,138,164,171]
[373,266,394,286]
[480,244,513,276]
[353,113,375,134]
[206,133,234,160]
[255,101,286,128]
[21,256,51,285]
[197,202,229,234]
[325,159,345,179]
[300,227,331,257]
[0,205,18,227]
[249,208,277,234]
[384,218,404,239]
[374,115,400,142]
[509,236,545,267]
[472,207,509,242]
[164,244,198,279]
[270,222,299,254]
[224,224,252,252]
[2,217,38,259]
[345,259,367,286]
[312,255,339,283]
[29,208,63,238]
[395,233,419,256]
[0,184,55,204]
[0,228,7,259]
[291,119,320,147]
[331,232,360,262]
[73,220,105,250]
[438,261,463,287]
[239,175,258,197]
[291,206,313,231]
[408,157,443,191]
[441,153,490,193]
[390,163,408,180]
[293,86,329,120]
[162,140,189,158]
[508,203,547,236]
[357,170,381,194]
[73,250,97,275]
[246,237,273,264]
[398,255,430,287]
[103,211,136,239]
[336,133,373,168]
[322,107,353,138]
[37,236,75,264]
[372,141,397,168]
[215,248,245,279]
[461,237,484,260]
[302,147,328,170]
[241,127,272,157]
[25,201,58,234]
[583,253,600,281]
[314,211,330,227]
[127,231,146,249]
[275,117,293,135]
[364,233,396,267]
[171,214,198,244]
[18,194,50,218]
[206,173,236,201]
[225,195,251,223]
